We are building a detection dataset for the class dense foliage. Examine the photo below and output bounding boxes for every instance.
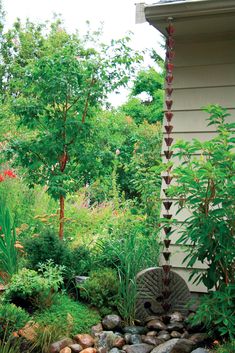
[168,105,235,290]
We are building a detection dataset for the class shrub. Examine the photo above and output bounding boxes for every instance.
[24,230,92,279]
[168,105,235,290]
[0,303,30,340]
[24,230,66,269]
[80,268,119,315]
[190,284,235,341]
[4,263,63,312]
[35,294,100,335]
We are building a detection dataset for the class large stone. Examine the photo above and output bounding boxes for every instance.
[123,327,148,335]
[191,349,208,353]
[123,344,154,353]
[50,339,74,353]
[60,348,72,353]
[141,336,163,346]
[147,320,167,331]
[150,339,179,353]
[170,339,194,353]
[69,344,83,353]
[189,333,208,345]
[102,316,122,331]
[136,268,191,322]
[74,334,95,348]
[80,349,97,353]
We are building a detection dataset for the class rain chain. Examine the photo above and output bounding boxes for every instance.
[161,19,175,313]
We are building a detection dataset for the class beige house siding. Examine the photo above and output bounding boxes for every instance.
[160,35,235,293]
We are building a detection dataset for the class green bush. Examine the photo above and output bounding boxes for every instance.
[35,294,100,335]
[0,303,30,340]
[168,105,235,290]
[24,230,92,278]
[190,285,235,341]
[80,268,119,315]
[4,263,63,312]
[24,230,67,269]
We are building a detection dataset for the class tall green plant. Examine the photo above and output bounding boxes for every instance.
[0,202,18,282]
[112,217,160,324]
[168,105,234,290]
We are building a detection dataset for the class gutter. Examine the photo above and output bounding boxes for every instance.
[136,0,235,24]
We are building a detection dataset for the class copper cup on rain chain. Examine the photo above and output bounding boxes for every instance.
[164,227,172,235]
[163,251,171,261]
[165,125,173,134]
[164,150,173,159]
[164,239,171,248]
[163,201,172,211]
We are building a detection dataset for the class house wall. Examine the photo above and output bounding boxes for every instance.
[160,35,235,292]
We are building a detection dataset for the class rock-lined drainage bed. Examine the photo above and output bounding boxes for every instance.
[49,313,210,353]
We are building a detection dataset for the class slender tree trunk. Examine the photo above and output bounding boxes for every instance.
[59,195,65,240]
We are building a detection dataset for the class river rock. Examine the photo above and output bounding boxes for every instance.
[91,324,104,336]
[170,312,184,322]
[106,333,125,349]
[167,322,184,332]
[74,334,95,348]
[147,320,167,331]
[158,331,168,336]
[189,333,208,345]
[170,339,194,353]
[80,349,97,353]
[141,336,163,346]
[122,343,154,353]
[170,331,181,338]
[144,316,161,324]
[146,331,157,337]
[181,332,189,339]
[123,327,148,335]
[60,348,72,353]
[129,335,142,344]
[50,339,74,353]
[150,339,179,353]
[157,333,171,341]
[69,344,83,353]
[102,316,122,331]
[191,349,208,353]
[124,334,132,345]
[109,349,120,353]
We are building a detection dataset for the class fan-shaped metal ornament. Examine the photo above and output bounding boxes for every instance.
[136,267,191,323]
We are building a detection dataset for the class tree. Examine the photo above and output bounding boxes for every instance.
[3,19,142,239]
[120,52,164,125]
